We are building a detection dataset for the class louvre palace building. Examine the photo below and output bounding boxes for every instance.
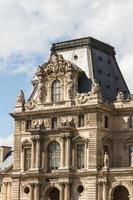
[1,36,133,200]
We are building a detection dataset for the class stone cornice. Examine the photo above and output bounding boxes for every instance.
[51,37,115,56]
[10,103,113,119]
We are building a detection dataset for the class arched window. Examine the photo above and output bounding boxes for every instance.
[51,80,61,102]
[48,141,61,170]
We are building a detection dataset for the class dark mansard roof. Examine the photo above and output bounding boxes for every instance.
[51,37,130,102]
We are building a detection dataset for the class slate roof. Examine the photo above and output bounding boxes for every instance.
[0,152,13,172]
[52,37,130,102]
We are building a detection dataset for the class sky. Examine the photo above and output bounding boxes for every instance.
[0,0,133,146]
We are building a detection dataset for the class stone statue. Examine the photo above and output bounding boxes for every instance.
[66,75,74,99]
[116,91,124,101]
[130,152,133,167]
[103,152,109,168]
[38,82,44,103]
[91,80,100,95]
[16,90,25,105]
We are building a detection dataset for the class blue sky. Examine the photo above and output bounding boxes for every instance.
[0,0,133,146]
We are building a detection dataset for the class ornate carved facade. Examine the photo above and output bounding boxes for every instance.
[1,37,133,200]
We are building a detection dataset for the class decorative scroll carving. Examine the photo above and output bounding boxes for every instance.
[26,100,37,110]
[36,54,81,77]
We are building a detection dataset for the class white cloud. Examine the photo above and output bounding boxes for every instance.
[0,0,133,90]
[0,134,13,147]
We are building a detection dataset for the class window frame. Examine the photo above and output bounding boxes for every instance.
[25,120,32,131]
[78,114,85,127]
[77,143,85,169]
[48,141,61,171]
[24,147,31,171]
[51,80,61,103]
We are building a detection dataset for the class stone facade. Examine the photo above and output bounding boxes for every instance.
[1,37,133,200]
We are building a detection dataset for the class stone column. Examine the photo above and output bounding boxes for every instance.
[30,184,34,200]
[21,147,24,171]
[34,183,39,200]
[60,135,65,168]
[130,181,133,200]
[36,137,41,169]
[65,135,71,168]
[102,181,107,200]
[98,181,102,200]
[4,182,7,200]
[59,182,65,200]
[65,182,70,200]
[85,139,89,170]
[31,138,35,169]
[72,144,75,168]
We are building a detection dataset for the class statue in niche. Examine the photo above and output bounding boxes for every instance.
[16,90,25,105]
[116,91,124,101]
[66,75,74,99]
[91,80,100,95]
[103,152,109,168]
[130,152,133,167]
[38,82,44,103]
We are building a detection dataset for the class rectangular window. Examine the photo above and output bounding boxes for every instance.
[78,115,84,127]
[51,118,57,129]
[77,144,85,169]
[130,116,133,128]
[24,148,31,171]
[26,120,32,131]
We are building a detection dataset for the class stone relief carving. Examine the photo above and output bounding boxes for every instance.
[37,53,81,77]
[59,116,75,127]
[76,93,89,104]
[32,119,51,130]
[26,99,37,110]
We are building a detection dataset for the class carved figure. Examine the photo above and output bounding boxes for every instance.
[16,90,25,105]
[76,93,89,104]
[103,152,109,168]
[91,80,100,95]
[26,100,37,110]
[38,82,44,103]
[67,75,74,99]
[116,91,124,101]
[130,152,133,167]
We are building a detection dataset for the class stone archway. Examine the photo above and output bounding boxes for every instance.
[112,185,129,200]
[45,187,60,200]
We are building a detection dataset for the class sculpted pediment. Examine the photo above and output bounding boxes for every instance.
[36,53,81,77]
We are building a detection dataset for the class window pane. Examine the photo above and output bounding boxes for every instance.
[24,148,31,171]
[51,80,61,103]
[77,144,85,169]
[78,115,84,127]
[48,141,61,170]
